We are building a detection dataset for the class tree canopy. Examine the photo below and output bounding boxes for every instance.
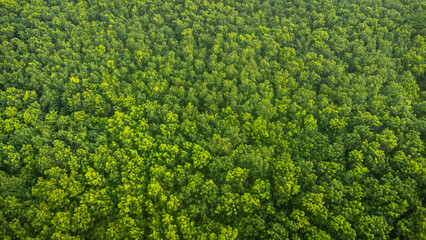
[0,0,425,239]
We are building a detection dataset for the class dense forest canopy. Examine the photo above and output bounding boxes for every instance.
[0,0,425,239]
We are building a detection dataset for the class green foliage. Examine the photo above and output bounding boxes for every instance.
[0,0,425,239]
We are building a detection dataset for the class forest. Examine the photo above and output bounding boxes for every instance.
[0,0,425,239]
